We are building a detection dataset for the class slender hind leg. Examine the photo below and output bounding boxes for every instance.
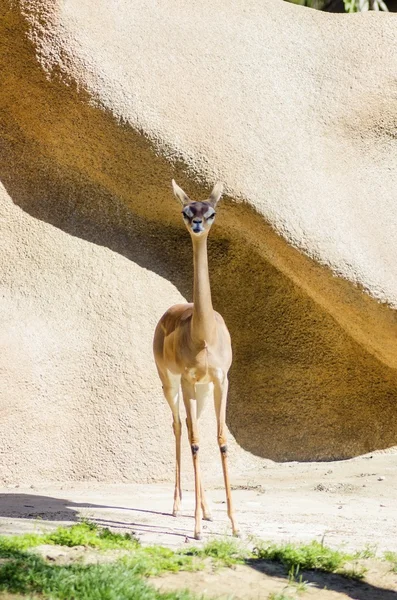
[200,482,212,521]
[161,374,182,517]
[196,383,212,521]
[214,376,239,536]
[172,416,182,516]
[183,420,211,521]
[182,379,203,540]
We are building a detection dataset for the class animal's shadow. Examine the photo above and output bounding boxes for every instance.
[0,493,202,540]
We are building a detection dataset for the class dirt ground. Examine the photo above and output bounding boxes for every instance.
[0,451,396,599]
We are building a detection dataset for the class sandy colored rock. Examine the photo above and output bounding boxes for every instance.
[0,1,397,483]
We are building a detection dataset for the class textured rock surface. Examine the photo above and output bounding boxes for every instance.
[1,1,397,483]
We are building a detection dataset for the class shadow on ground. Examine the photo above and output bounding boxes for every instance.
[0,494,197,540]
[0,494,111,523]
[248,559,397,600]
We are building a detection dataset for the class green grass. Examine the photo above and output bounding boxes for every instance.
[252,540,350,573]
[0,523,392,599]
[0,528,249,599]
[268,593,295,600]
[352,544,377,560]
[183,537,248,567]
[384,551,397,573]
[338,565,368,580]
[0,521,138,556]
[0,551,200,600]
[0,523,206,599]
[253,539,386,584]
[287,566,309,593]
[121,545,202,577]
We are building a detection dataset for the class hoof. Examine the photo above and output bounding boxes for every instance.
[172,510,179,517]
[203,514,213,522]
[233,530,240,538]
[194,532,202,540]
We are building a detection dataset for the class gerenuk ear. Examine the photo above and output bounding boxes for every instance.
[208,182,223,207]
[172,179,191,206]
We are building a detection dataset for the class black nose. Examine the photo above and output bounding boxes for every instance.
[192,220,203,233]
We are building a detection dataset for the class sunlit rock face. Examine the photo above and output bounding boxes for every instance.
[1,1,397,483]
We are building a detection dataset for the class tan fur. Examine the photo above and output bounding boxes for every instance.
[153,181,238,539]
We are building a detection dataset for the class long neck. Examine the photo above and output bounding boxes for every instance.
[191,236,216,342]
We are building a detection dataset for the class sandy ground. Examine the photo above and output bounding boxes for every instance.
[0,451,396,599]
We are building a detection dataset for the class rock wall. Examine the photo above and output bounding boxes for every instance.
[1,1,397,483]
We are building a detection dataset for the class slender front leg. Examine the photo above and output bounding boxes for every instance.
[161,381,182,517]
[196,384,212,521]
[214,377,239,536]
[172,418,182,516]
[182,380,202,540]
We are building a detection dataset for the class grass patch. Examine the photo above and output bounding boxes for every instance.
[287,566,310,593]
[0,521,138,556]
[0,525,204,576]
[0,523,207,599]
[0,524,390,599]
[46,520,138,549]
[121,545,202,577]
[252,539,394,584]
[268,593,295,600]
[0,523,213,599]
[384,551,397,573]
[0,551,200,600]
[352,544,377,560]
[253,540,350,573]
[339,565,368,580]
[184,538,248,567]
[0,528,250,599]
